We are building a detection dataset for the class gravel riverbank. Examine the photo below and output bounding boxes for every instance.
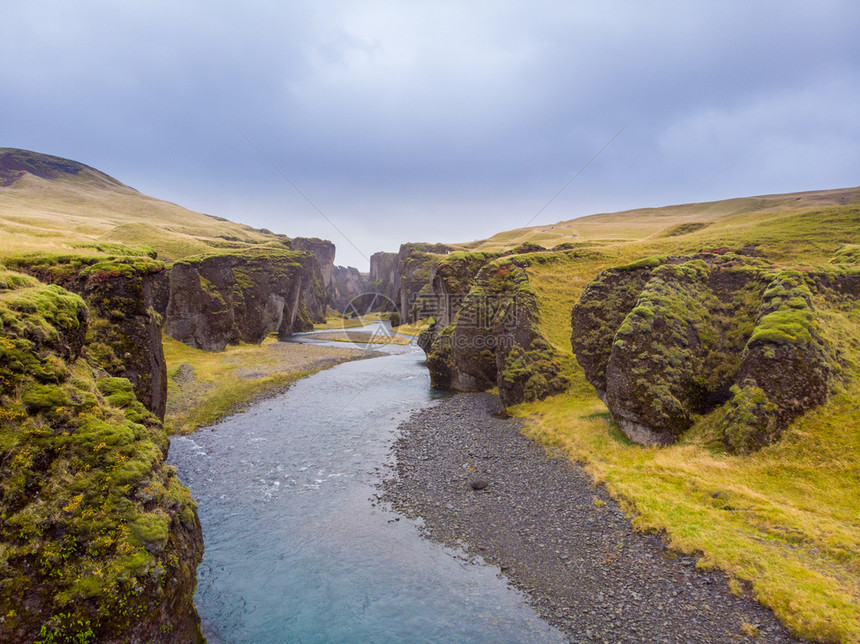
[381,392,805,643]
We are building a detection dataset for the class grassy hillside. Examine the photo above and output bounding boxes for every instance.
[466,197,860,642]
[0,148,281,262]
[467,186,860,254]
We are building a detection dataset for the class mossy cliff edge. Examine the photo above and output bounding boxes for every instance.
[418,245,569,406]
[165,249,323,352]
[5,252,169,421]
[0,269,203,643]
[570,251,859,451]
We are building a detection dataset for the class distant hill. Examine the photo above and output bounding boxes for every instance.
[468,185,860,252]
[0,148,281,261]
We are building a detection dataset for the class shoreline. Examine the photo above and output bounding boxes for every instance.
[164,335,386,434]
[382,392,805,643]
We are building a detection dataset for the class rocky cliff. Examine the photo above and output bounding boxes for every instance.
[329,265,370,313]
[4,253,168,420]
[165,249,316,352]
[0,269,203,643]
[370,243,453,324]
[286,237,335,320]
[570,252,857,451]
[419,251,568,405]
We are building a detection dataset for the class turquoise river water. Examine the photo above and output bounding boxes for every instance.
[168,330,564,643]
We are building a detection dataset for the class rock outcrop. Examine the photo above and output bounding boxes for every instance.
[5,254,169,419]
[419,252,568,405]
[329,265,370,312]
[570,253,854,451]
[165,249,315,351]
[370,243,453,323]
[0,269,203,643]
[286,237,335,320]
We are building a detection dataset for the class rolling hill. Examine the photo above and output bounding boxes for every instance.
[0,148,282,262]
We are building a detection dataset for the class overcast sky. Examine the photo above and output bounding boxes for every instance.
[2,1,858,268]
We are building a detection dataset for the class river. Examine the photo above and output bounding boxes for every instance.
[168,327,565,643]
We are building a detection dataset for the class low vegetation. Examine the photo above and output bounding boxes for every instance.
[0,271,199,641]
[507,204,860,643]
[163,334,371,434]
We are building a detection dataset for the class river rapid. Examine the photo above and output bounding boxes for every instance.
[168,329,565,643]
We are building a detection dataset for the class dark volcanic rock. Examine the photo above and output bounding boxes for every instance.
[571,254,847,450]
[165,250,313,351]
[420,254,567,405]
[287,237,335,321]
[329,265,371,312]
[370,243,453,323]
[6,255,169,419]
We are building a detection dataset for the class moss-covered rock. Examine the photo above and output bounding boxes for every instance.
[420,254,568,405]
[4,254,168,420]
[0,276,203,643]
[570,259,661,401]
[165,248,315,351]
[571,254,844,451]
[721,270,834,453]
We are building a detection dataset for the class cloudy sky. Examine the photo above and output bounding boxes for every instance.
[2,1,858,268]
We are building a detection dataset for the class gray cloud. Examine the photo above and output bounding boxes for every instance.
[2,1,858,267]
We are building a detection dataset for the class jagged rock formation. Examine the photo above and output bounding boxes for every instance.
[4,253,169,419]
[329,265,370,312]
[370,243,453,323]
[0,269,203,643]
[165,249,316,351]
[419,252,568,405]
[368,251,398,305]
[286,237,335,319]
[570,252,856,451]
[288,237,335,289]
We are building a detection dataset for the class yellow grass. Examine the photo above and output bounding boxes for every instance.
[392,316,434,337]
[512,240,860,643]
[309,331,411,345]
[163,334,371,434]
[0,171,279,262]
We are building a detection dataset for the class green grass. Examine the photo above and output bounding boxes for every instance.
[163,334,371,434]
[509,232,860,643]
[392,316,434,337]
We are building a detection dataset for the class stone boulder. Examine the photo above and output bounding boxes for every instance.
[165,250,312,351]
[421,254,568,405]
[571,253,849,451]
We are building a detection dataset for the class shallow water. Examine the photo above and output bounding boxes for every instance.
[168,335,564,643]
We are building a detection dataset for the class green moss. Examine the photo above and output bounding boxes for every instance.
[748,271,820,348]
[0,274,198,640]
[129,512,170,553]
[830,243,860,266]
[21,383,71,411]
[617,255,667,271]
[721,382,778,454]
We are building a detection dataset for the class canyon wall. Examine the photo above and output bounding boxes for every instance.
[164,249,313,352]
[570,252,858,452]
[418,249,568,406]
[0,269,203,643]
